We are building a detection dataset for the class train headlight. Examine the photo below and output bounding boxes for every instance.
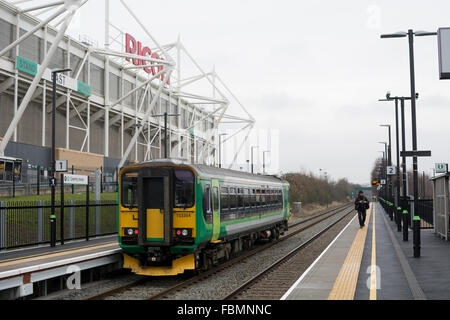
[124,228,138,236]
[175,228,192,238]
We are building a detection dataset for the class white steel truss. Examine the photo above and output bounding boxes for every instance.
[0,0,254,171]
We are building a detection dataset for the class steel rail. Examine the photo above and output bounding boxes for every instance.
[146,203,353,300]
[85,202,352,300]
[222,206,355,300]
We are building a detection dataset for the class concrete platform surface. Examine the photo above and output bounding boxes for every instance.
[282,201,450,300]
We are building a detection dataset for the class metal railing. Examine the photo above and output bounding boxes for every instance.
[0,200,118,250]
[379,196,433,230]
[409,198,433,229]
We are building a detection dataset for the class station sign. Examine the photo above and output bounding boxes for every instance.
[387,166,395,175]
[125,33,169,84]
[438,28,450,80]
[63,174,88,185]
[380,179,386,185]
[16,56,91,96]
[55,160,68,172]
[435,163,448,174]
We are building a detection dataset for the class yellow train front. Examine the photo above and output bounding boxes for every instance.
[118,159,290,276]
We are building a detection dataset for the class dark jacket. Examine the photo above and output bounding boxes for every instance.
[354,195,369,211]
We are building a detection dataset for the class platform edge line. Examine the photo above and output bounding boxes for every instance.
[280,213,357,300]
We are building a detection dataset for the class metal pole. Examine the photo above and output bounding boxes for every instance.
[164,112,168,158]
[60,173,64,245]
[218,134,222,168]
[37,165,40,195]
[408,29,420,257]
[263,152,265,174]
[388,125,392,200]
[71,165,74,194]
[50,71,57,248]
[401,99,408,241]
[395,99,401,231]
[86,176,89,241]
[251,147,254,174]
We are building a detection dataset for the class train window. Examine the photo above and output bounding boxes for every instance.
[251,189,256,207]
[243,188,248,208]
[203,185,212,223]
[261,189,266,205]
[237,188,244,208]
[230,188,237,209]
[220,187,229,211]
[174,170,194,208]
[213,187,219,211]
[256,189,261,206]
[121,173,138,208]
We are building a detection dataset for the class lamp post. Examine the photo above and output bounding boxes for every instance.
[381,29,436,257]
[218,133,227,168]
[251,146,259,174]
[152,112,180,158]
[50,68,72,248]
[380,124,392,200]
[262,150,270,174]
[379,142,388,198]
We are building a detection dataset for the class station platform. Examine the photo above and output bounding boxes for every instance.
[282,201,450,300]
[0,235,121,299]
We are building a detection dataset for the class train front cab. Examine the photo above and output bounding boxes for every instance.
[119,165,198,276]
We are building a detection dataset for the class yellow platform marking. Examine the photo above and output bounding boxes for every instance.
[328,203,372,300]
[369,204,377,300]
[0,242,117,267]
[0,241,117,264]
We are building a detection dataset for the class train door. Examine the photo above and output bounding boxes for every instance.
[211,179,220,241]
[138,169,172,246]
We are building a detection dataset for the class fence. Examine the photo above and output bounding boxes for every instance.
[379,196,433,230]
[409,198,433,229]
[0,166,118,198]
[0,199,118,250]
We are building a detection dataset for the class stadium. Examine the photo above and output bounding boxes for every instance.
[0,0,254,189]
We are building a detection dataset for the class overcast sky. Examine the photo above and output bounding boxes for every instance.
[59,0,450,184]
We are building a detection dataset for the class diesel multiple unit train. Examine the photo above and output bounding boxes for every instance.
[118,159,291,276]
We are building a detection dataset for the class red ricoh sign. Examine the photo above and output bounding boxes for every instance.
[125,33,169,83]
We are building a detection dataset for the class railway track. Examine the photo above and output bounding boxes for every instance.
[222,206,355,300]
[85,202,353,300]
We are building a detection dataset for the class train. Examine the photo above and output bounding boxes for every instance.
[118,159,290,276]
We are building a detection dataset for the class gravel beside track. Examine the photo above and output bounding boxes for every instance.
[155,206,354,300]
[48,203,352,300]
[225,209,356,299]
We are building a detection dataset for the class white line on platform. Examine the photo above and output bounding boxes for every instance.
[0,248,121,280]
[280,213,357,300]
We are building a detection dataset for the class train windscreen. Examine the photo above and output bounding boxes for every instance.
[174,169,194,208]
[121,172,138,208]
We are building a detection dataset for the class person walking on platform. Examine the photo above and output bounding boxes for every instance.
[355,191,369,227]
